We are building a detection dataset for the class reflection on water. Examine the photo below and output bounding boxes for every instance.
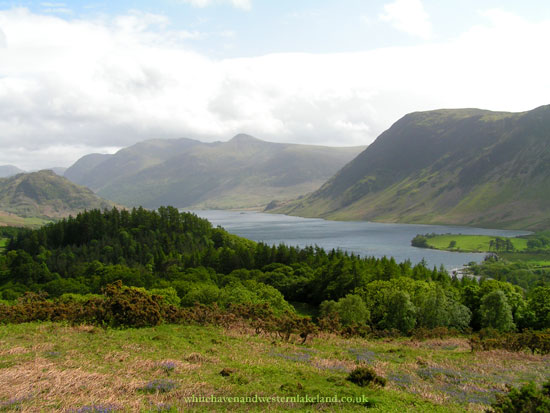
[186,210,530,270]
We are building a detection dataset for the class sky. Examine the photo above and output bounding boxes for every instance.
[1,1,550,170]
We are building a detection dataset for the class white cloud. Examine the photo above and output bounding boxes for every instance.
[0,7,549,169]
[180,0,251,11]
[379,0,432,39]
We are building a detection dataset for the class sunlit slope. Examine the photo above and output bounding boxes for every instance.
[277,105,550,230]
[0,170,114,219]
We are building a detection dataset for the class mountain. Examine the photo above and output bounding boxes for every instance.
[64,134,365,209]
[0,165,25,178]
[275,105,550,230]
[0,170,114,219]
[50,167,67,176]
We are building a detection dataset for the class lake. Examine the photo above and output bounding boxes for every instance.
[186,210,530,270]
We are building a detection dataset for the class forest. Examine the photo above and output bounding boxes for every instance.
[0,206,549,337]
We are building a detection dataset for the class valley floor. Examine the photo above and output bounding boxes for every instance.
[1,323,549,412]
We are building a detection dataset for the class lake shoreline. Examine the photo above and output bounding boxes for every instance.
[184,209,529,270]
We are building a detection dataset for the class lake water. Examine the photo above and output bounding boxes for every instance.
[186,210,530,270]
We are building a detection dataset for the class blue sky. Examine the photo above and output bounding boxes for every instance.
[1,1,550,169]
[15,0,550,57]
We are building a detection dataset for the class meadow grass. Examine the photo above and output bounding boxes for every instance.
[1,323,549,412]
[425,235,527,253]
[0,238,6,253]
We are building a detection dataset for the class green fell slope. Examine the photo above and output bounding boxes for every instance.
[277,105,550,230]
[64,134,365,209]
[0,170,114,219]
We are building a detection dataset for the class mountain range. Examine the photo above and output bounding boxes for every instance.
[64,134,365,209]
[275,105,550,230]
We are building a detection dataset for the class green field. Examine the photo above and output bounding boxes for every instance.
[424,234,527,253]
[0,212,51,228]
[0,237,6,253]
[1,323,548,412]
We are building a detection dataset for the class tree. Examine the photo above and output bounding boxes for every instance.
[411,235,429,248]
[150,287,181,306]
[337,294,370,326]
[479,290,515,332]
[447,300,472,331]
[527,287,550,330]
[381,291,416,334]
[417,286,448,328]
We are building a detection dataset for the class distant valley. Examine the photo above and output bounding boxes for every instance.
[276,105,550,230]
[64,134,365,210]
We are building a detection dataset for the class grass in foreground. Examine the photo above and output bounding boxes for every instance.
[1,323,549,412]
[424,235,527,253]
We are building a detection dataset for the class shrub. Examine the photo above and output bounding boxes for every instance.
[469,330,550,354]
[347,367,386,387]
[491,380,550,412]
[103,281,162,328]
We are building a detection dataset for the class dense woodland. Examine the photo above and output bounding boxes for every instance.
[0,207,549,335]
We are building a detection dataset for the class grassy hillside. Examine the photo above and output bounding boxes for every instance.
[0,170,114,219]
[0,211,50,228]
[277,105,550,230]
[1,323,548,412]
[64,134,365,209]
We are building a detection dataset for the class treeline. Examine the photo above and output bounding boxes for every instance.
[521,231,550,251]
[469,258,550,291]
[0,207,549,334]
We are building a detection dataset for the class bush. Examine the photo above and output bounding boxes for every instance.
[491,380,550,412]
[469,330,550,354]
[346,367,386,387]
[103,281,162,328]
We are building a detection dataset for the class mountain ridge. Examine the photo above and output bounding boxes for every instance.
[64,134,366,209]
[275,105,550,230]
